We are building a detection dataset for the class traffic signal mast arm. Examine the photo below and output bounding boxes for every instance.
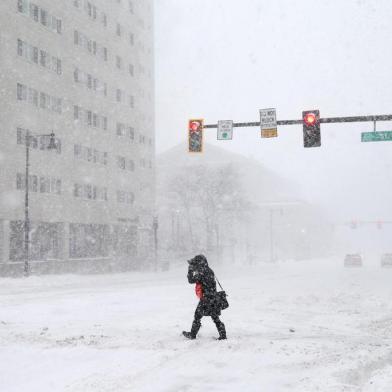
[203,114,392,129]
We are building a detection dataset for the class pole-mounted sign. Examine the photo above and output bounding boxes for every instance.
[361,131,392,142]
[260,108,277,138]
[217,120,233,140]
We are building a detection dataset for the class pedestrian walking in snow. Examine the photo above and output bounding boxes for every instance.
[182,254,227,340]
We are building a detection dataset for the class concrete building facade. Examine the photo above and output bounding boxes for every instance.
[0,0,155,272]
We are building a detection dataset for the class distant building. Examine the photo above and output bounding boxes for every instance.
[157,143,333,264]
[0,0,155,272]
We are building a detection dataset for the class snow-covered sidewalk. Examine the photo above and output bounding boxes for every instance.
[1,258,392,392]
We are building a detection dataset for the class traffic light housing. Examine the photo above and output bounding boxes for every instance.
[188,119,204,153]
[303,110,321,148]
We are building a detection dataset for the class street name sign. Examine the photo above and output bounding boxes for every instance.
[361,131,392,142]
[260,108,277,138]
[217,120,233,140]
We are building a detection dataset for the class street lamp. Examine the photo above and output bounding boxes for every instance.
[153,216,158,270]
[24,131,57,277]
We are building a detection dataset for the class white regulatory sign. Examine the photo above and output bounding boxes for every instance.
[259,108,278,138]
[217,120,233,140]
[259,108,277,130]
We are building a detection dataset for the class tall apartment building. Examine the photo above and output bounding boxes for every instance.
[0,0,155,271]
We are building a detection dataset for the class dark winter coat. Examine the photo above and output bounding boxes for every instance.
[187,256,221,316]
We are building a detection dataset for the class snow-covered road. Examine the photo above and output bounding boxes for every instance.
[1,258,392,392]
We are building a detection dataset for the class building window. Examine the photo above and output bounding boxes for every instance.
[117,156,126,170]
[17,0,28,13]
[128,95,134,108]
[74,104,108,130]
[117,190,134,204]
[30,3,39,22]
[16,173,60,194]
[102,47,108,61]
[116,89,122,102]
[17,39,62,75]
[101,12,107,27]
[39,177,49,193]
[74,30,107,61]
[17,83,27,101]
[74,30,79,45]
[74,183,108,201]
[127,160,135,171]
[75,1,98,20]
[116,23,122,37]
[55,58,62,74]
[116,123,125,136]
[40,8,47,26]
[74,67,107,97]
[74,144,82,159]
[18,1,62,34]
[16,173,38,192]
[86,110,92,126]
[128,64,134,76]
[128,1,134,14]
[117,156,135,171]
[74,105,81,120]
[74,183,83,198]
[17,83,61,113]
[116,55,122,69]
[128,127,134,140]
[116,123,135,140]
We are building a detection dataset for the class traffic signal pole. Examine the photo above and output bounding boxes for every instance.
[203,114,392,129]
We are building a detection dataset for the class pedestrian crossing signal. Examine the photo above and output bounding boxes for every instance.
[188,119,203,153]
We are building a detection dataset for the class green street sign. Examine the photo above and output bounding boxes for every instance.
[361,131,392,142]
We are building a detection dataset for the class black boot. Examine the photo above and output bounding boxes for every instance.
[182,331,196,339]
[183,320,201,340]
[216,322,227,340]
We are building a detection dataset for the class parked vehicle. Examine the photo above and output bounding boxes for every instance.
[344,254,363,267]
[381,253,392,267]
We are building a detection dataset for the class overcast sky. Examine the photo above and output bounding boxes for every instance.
[155,0,392,222]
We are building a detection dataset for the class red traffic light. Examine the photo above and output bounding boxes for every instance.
[188,118,204,153]
[190,121,201,132]
[304,112,317,126]
[302,109,321,147]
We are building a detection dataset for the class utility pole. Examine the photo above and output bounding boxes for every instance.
[24,131,30,277]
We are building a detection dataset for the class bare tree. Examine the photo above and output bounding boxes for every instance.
[167,163,253,256]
